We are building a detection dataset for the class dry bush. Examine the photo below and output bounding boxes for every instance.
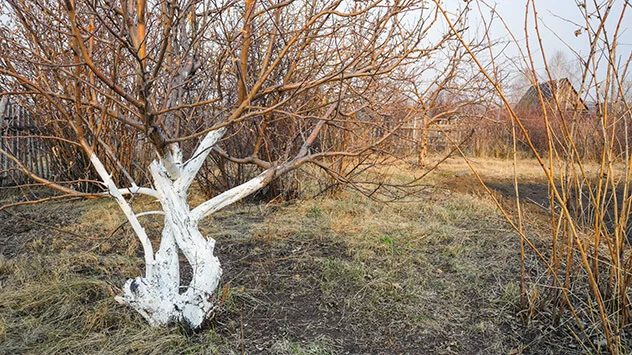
[434,1,632,353]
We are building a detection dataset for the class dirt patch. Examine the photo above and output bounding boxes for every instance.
[485,182,551,208]
[0,204,80,257]
[203,196,535,354]
[215,236,350,351]
[484,178,632,244]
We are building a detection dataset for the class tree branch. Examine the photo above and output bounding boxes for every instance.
[190,168,275,221]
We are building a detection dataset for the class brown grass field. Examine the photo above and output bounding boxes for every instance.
[0,157,591,354]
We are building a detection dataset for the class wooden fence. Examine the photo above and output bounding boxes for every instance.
[0,98,54,186]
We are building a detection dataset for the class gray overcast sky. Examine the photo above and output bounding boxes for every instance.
[442,0,632,85]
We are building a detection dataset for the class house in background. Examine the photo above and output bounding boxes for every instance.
[515,78,589,114]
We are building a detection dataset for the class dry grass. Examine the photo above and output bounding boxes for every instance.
[0,164,575,353]
[432,156,629,184]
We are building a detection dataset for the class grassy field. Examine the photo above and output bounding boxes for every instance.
[0,158,581,354]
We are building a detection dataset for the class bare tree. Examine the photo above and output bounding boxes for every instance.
[0,0,463,327]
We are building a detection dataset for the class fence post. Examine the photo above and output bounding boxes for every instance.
[0,97,7,185]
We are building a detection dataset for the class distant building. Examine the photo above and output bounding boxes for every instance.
[515,78,589,113]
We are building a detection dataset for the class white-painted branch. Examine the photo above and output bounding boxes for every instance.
[119,186,160,199]
[175,128,225,193]
[88,153,155,278]
[190,168,275,221]
[135,210,165,218]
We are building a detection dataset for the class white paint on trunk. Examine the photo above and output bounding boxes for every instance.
[104,128,274,327]
[115,160,226,327]
[160,143,183,180]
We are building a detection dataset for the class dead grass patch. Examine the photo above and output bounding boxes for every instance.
[0,164,575,353]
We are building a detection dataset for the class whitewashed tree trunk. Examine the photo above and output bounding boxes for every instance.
[85,128,274,328]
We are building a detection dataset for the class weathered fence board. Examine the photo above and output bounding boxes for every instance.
[0,99,53,186]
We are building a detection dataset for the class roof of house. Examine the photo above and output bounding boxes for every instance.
[516,78,589,111]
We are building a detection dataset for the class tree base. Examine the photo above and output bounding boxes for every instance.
[116,276,220,328]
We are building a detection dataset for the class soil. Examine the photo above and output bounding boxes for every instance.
[480,177,632,243]
[213,234,514,354]
[0,200,80,258]
[214,237,351,352]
